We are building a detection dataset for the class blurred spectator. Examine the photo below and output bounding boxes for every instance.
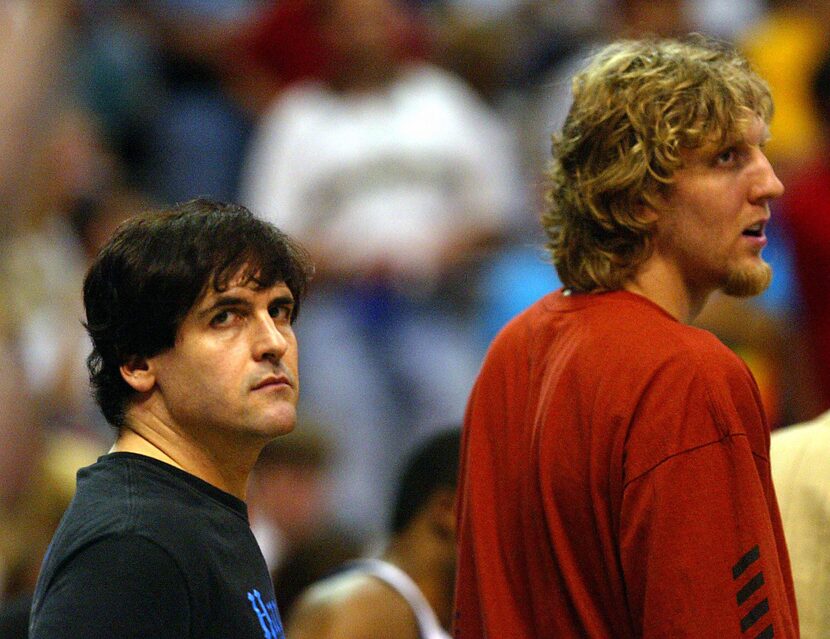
[234,0,329,113]
[779,47,830,411]
[692,287,822,428]
[771,411,830,638]
[248,425,363,616]
[2,107,114,322]
[522,0,691,184]
[248,425,358,571]
[0,3,104,618]
[286,428,460,638]
[738,0,830,180]
[240,0,524,535]
[130,0,263,202]
[0,340,100,606]
[67,1,268,204]
[0,0,74,213]
[1,106,147,441]
[238,0,429,109]
[135,0,265,202]
[21,186,149,438]
[0,99,124,622]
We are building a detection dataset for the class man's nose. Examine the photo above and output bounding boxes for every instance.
[252,314,289,361]
[750,150,784,204]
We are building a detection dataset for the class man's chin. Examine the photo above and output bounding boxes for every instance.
[256,405,297,439]
[722,262,772,298]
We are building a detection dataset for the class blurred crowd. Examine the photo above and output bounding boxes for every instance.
[2,0,830,628]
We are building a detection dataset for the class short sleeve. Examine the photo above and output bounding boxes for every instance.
[30,534,191,639]
[620,416,797,637]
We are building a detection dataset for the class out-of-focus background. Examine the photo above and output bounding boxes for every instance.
[2,0,830,628]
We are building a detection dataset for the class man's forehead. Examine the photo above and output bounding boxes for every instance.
[681,115,770,159]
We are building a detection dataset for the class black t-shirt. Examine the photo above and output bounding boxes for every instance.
[29,453,286,639]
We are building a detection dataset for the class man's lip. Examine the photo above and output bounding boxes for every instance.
[741,232,768,250]
[743,216,770,231]
[252,376,291,390]
[741,217,769,241]
[744,235,768,248]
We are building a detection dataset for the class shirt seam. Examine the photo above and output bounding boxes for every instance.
[623,432,750,490]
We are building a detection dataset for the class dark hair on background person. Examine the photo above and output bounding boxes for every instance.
[390,428,461,535]
[83,197,314,429]
[812,47,830,128]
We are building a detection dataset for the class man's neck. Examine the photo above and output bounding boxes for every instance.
[623,257,709,324]
[112,411,260,501]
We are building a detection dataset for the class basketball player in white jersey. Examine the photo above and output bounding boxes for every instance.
[286,429,459,639]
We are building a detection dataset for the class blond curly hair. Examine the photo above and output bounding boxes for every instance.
[543,35,773,292]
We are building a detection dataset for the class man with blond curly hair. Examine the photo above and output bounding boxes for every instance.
[454,36,799,638]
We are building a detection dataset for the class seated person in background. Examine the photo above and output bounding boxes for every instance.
[771,411,830,638]
[286,428,460,639]
[247,425,362,614]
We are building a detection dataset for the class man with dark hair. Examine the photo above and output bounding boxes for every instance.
[455,37,799,637]
[286,428,460,639]
[29,198,313,638]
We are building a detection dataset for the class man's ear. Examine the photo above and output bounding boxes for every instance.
[120,355,156,393]
[636,200,661,225]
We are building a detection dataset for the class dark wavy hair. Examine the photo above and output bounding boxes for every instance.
[543,35,772,292]
[83,198,314,428]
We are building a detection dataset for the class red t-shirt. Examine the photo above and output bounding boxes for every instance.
[454,290,798,638]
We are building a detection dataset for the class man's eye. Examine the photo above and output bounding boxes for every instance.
[270,305,292,322]
[716,148,736,165]
[211,310,235,326]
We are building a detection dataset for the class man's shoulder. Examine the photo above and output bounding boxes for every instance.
[60,454,253,565]
[480,290,757,421]
[288,569,419,639]
[77,453,240,516]
[34,456,276,639]
[494,289,738,363]
[29,534,192,639]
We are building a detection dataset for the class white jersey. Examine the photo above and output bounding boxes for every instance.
[240,64,522,283]
[346,558,452,639]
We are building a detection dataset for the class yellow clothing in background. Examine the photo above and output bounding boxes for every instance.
[740,11,827,170]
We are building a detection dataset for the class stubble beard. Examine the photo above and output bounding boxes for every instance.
[722,260,773,297]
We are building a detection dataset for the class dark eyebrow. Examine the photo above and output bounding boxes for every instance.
[269,293,295,307]
[196,290,295,319]
[197,295,252,319]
